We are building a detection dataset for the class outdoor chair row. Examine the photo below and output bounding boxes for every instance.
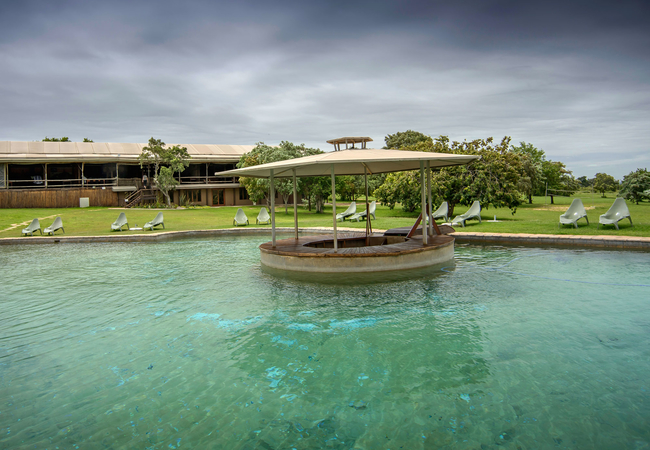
[336,201,377,222]
[234,207,272,226]
[559,198,632,230]
[21,217,65,236]
[111,212,165,231]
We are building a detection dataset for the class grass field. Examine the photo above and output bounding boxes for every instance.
[1,191,649,238]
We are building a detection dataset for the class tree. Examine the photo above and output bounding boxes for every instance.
[375,133,523,216]
[238,142,322,213]
[592,173,618,197]
[538,160,579,202]
[138,137,190,208]
[619,168,650,204]
[336,176,364,201]
[83,138,94,142]
[383,130,432,149]
[43,137,70,142]
[577,176,591,187]
[510,142,544,203]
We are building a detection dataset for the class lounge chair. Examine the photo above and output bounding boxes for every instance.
[559,199,588,228]
[144,212,164,231]
[44,217,64,235]
[452,201,481,227]
[432,201,449,223]
[336,202,357,221]
[349,201,376,222]
[22,218,42,236]
[598,198,632,230]
[233,208,249,226]
[111,212,129,231]
[256,207,271,225]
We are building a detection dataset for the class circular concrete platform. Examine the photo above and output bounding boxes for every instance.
[259,232,454,273]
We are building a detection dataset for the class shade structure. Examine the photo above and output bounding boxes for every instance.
[221,146,479,256]
[218,148,479,178]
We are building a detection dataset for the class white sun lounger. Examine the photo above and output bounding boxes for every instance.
[144,212,164,231]
[559,199,588,228]
[336,202,357,221]
[256,207,271,225]
[22,218,42,236]
[233,208,249,226]
[452,201,481,227]
[44,217,64,235]
[111,212,129,231]
[349,201,376,222]
[598,198,632,230]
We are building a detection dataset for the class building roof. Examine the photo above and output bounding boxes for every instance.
[219,148,479,178]
[0,141,256,164]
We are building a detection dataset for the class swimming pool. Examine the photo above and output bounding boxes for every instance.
[1,236,649,449]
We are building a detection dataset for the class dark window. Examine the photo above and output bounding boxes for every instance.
[188,189,201,203]
[213,189,224,205]
[239,188,249,200]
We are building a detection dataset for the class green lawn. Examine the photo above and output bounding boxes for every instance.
[1,191,649,238]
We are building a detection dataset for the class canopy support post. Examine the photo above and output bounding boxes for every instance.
[270,169,276,248]
[427,160,434,236]
[420,161,427,245]
[364,166,369,241]
[292,168,298,240]
[331,164,337,252]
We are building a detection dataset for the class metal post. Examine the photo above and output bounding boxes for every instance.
[427,160,434,236]
[331,164,337,252]
[116,163,119,186]
[270,169,276,248]
[420,161,427,245]
[293,168,298,240]
[364,166,369,238]
[44,163,48,188]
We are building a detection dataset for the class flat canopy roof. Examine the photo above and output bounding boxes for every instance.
[219,148,479,178]
[0,141,255,163]
[326,136,373,145]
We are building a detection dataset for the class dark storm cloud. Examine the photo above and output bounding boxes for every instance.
[1,0,649,178]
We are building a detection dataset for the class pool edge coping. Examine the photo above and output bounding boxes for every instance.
[1,228,649,250]
[450,231,650,250]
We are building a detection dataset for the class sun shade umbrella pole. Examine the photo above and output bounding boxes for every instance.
[427,160,434,236]
[270,169,276,248]
[331,164,337,252]
[420,161,427,245]
[292,168,298,240]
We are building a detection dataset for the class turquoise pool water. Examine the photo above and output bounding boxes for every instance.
[1,236,649,449]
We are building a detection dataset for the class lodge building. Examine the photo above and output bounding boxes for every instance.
[0,141,263,208]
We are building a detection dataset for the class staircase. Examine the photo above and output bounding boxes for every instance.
[124,189,143,208]
[124,189,157,208]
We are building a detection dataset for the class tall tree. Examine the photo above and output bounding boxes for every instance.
[619,168,650,204]
[238,142,322,213]
[138,137,190,208]
[510,142,545,203]
[375,134,523,216]
[383,130,432,149]
[592,173,618,197]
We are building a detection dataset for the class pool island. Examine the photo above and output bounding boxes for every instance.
[219,136,478,274]
[259,231,455,273]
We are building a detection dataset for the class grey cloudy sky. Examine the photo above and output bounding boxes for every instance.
[1,0,649,178]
